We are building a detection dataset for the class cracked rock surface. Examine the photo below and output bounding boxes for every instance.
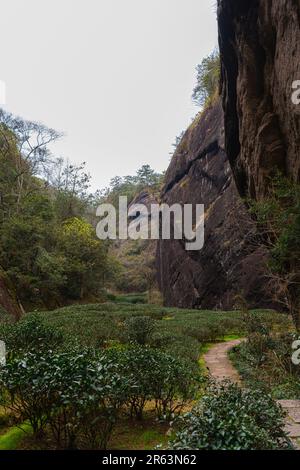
[157,101,272,309]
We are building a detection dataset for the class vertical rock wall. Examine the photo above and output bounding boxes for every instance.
[218,0,300,199]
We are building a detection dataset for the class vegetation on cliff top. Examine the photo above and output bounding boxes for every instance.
[192,49,220,108]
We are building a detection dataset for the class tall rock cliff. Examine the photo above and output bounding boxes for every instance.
[218,0,300,199]
[157,100,271,309]
[157,0,300,310]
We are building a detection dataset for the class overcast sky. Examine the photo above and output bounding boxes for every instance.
[0,0,218,191]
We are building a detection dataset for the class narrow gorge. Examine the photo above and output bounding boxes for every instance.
[157,0,300,310]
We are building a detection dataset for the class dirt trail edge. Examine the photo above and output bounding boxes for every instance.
[203,339,243,383]
[203,339,300,449]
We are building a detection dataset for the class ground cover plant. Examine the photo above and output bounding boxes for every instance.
[168,381,293,450]
[0,300,292,450]
[230,310,300,399]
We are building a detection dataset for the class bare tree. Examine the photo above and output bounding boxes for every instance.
[0,108,62,210]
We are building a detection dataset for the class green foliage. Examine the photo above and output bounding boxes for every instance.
[169,381,292,450]
[0,302,292,450]
[113,293,147,304]
[0,111,119,310]
[108,346,199,421]
[31,303,287,363]
[250,174,300,272]
[231,329,300,399]
[192,50,220,108]
[0,315,65,356]
[0,306,12,324]
[151,329,201,366]
[0,423,33,450]
[56,217,116,300]
[98,165,163,207]
[0,344,198,448]
[113,240,157,295]
[52,161,92,221]
[0,349,132,449]
[249,174,300,328]
[124,316,156,345]
[0,193,56,302]
[95,166,163,297]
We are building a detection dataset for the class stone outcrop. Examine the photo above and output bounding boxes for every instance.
[218,0,300,199]
[157,100,271,309]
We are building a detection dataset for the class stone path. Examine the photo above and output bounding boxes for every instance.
[203,339,243,383]
[278,400,300,450]
[204,339,300,450]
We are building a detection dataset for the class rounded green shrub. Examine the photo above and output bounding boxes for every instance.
[0,314,65,356]
[169,381,292,450]
[124,315,156,345]
[0,348,133,449]
[107,346,200,420]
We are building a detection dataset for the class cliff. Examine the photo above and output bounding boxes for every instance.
[157,100,271,309]
[218,0,300,199]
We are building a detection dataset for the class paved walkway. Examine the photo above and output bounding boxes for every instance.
[204,340,300,450]
[203,339,243,383]
[278,400,300,450]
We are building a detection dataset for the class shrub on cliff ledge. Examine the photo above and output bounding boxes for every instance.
[192,50,220,108]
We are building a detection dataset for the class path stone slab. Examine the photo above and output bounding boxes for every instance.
[288,408,300,424]
[284,423,300,438]
[292,438,300,450]
[278,400,300,409]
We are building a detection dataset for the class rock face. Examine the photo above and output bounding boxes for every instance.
[0,268,21,319]
[218,0,300,199]
[157,100,271,309]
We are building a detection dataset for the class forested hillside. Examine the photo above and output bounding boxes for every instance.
[0,111,164,314]
[0,110,117,312]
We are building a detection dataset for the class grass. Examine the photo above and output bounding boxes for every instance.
[5,414,169,451]
[0,423,32,450]
[198,343,214,373]
[109,413,169,450]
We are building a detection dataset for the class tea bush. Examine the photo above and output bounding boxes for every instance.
[0,353,52,436]
[107,346,200,420]
[231,330,300,398]
[169,381,292,450]
[0,315,65,356]
[124,316,156,345]
[0,349,133,449]
[0,344,200,448]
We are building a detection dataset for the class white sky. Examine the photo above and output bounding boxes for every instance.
[0,0,218,191]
